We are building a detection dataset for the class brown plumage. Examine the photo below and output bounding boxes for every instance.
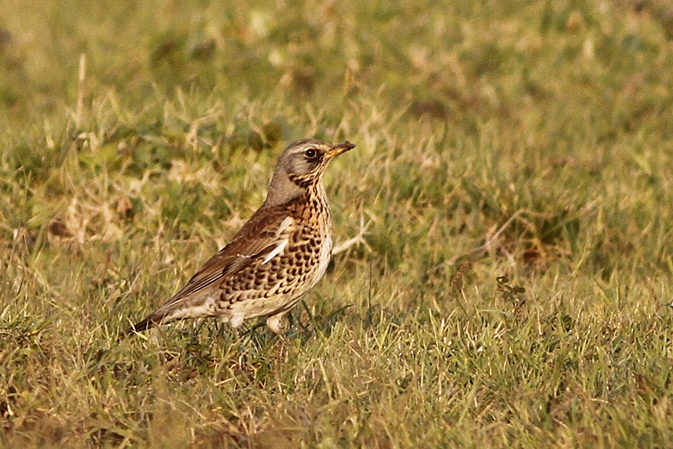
[122,139,355,337]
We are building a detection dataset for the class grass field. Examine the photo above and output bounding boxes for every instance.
[2,0,673,447]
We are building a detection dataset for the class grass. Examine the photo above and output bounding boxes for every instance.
[1,0,673,447]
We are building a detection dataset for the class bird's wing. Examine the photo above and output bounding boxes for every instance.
[161,208,296,307]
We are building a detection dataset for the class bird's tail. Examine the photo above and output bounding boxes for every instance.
[119,298,202,339]
[119,315,159,339]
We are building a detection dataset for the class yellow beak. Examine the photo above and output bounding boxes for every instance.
[326,141,356,159]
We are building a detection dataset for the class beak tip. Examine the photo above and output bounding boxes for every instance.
[336,141,356,152]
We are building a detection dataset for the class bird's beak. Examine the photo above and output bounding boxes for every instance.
[326,141,356,159]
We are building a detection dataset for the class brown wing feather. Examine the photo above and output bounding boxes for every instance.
[158,205,295,307]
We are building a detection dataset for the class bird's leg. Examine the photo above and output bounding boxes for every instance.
[265,312,288,335]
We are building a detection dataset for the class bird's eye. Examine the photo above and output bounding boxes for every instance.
[305,148,317,159]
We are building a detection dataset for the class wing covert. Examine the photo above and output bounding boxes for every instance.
[159,208,295,307]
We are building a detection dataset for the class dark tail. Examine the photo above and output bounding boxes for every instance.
[119,316,157,339]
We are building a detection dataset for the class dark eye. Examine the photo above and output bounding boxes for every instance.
[305,148,318,159]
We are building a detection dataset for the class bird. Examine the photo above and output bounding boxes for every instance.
[122,138,355,337]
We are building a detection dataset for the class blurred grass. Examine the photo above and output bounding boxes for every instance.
[2,0,673,447]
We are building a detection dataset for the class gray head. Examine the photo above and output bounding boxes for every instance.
[263,139,355,207]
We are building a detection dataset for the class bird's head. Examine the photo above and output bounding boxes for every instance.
[263,139,355,206]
